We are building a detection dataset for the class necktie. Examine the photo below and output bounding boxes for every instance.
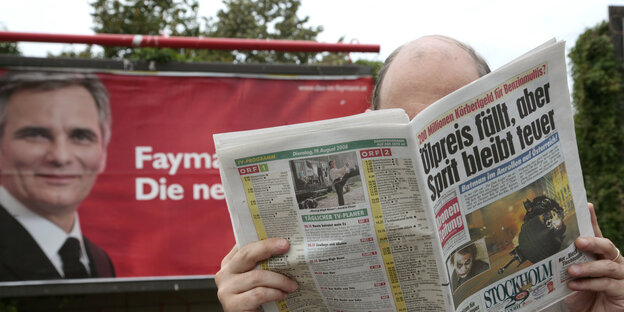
[58,237,89,279]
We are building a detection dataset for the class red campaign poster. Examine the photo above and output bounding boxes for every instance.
[74,72,373,278]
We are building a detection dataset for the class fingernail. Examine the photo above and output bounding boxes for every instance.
[576,237,588,247]
[289,281,298,292]
[568,265,580,275]
[277,238,289,248]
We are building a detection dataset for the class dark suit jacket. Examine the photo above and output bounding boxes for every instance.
[0,205,115,282]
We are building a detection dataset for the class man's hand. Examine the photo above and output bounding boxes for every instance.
[216,238,298,312]
[564,203,624,312]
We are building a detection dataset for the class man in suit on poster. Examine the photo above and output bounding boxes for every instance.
[0,71,115,281]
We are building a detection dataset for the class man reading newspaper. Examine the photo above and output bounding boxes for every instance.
[215,35,624,312]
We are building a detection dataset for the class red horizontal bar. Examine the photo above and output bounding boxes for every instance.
[0,31,380,53]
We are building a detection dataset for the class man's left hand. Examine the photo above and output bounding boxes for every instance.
[564,203,624,312]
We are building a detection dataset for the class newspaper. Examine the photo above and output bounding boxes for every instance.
[214,40,594,312]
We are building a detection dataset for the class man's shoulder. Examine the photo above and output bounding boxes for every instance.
[84,236,116,278]
[0,204,13,223]
[0,204,61,281]
[0,204,31,244]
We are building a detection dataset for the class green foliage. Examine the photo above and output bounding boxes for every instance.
[211,0,323,63]
[0,299,18,312]
[80,0,334,63]
[0,24,21,55]
[89,0,204,60]
[0,42,20,55]
[53,45,102,58]
[569,21,624,249]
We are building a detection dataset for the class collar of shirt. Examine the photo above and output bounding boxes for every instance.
[0,187,91,277]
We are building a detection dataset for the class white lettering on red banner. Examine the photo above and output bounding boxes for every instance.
[238,165,260,175]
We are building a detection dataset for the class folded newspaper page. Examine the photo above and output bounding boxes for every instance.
[214,40,594,312]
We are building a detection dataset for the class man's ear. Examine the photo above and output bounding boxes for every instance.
[98,150,107,173]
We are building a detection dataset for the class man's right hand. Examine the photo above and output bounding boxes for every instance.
[216,238,298,312]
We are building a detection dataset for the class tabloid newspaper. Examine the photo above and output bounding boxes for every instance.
[214,40,594,312]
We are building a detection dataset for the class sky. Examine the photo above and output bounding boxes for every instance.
[0,0,623,71]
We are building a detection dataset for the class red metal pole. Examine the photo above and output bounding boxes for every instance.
[0,31,380,53]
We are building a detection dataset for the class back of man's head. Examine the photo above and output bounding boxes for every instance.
[372,35,490,116]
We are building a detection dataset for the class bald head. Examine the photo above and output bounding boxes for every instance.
[372,35,490,118]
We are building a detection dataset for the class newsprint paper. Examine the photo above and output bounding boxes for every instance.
[214,40,594,312]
